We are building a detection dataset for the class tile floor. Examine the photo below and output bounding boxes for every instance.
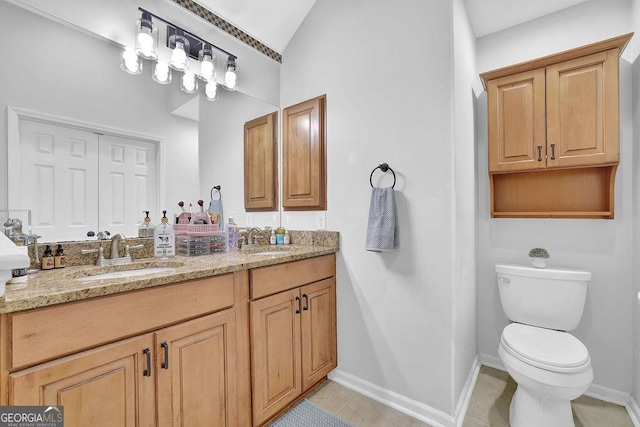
[303,366,635,427]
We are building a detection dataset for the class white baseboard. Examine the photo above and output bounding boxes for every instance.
[328,370,454,427]
[477,353,640,426]
[627,395,640,427]
[327,356,481,427]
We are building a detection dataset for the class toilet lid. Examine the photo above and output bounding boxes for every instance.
[502,323,589,369]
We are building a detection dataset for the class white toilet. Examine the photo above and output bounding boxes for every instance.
[496,264,593,427]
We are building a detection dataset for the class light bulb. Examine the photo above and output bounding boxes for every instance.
[225,69,237,90]
[137,28,154,58]
[200,58,214,81]
[170,41,188,71]
[153,60,171,84]
[121,47,141,74]
[182,72,197,93]
[205,81,217,100]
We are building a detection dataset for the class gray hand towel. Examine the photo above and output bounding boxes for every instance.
[366,187,399,251]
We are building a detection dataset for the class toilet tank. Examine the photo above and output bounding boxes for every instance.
[496,264,591,331]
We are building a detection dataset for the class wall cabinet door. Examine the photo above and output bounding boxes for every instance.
[10,334,156,427]
[546,49,619,169]
[301,278,337,390]
[250,288,302,426]
[487,69,546,173]
[156,309,238,427]
[244,112,278,211]
[282,95,326,210]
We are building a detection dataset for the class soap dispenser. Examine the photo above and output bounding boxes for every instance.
[138,211,155,238]
[41,245,54,270]
[154,210,175,259]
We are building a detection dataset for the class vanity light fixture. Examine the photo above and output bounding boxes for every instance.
[224,56,237,91]
[121,7,238,101]
[134,10,158,60]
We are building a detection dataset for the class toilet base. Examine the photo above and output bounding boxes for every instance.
[510,386,574,427]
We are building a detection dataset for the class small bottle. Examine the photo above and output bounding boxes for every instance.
[138,211,155,238]
[270,230,276,245]
[154,210,175,259]
[54,244,66,268]
[226,217,239,253]
[284,230,290,245]
[41,245,55,270]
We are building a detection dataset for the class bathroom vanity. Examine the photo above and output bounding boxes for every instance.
[0,245,338,427]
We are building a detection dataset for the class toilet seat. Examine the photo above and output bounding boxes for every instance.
[501,323,590,373]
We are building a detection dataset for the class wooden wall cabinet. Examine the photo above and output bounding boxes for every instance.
[249,255,337,426]
[245,112,278,211]
[4,273,249,427]
[480,33,632,218]
[282,95,327,210]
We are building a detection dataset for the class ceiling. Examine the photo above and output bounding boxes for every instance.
[198,0,591,53]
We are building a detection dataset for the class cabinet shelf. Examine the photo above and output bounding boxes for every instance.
[490,165,616,219]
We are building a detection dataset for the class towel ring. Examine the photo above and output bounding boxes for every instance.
[210,185,222,201]
[369,163,396,188]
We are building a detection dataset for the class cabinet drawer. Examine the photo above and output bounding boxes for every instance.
[250,254,335,300]
[8,273,236,370]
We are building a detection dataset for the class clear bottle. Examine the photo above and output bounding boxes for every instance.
[154,210,175,259]
[226,217,239,253]
[284,230,290,245]
[270,230,276,245]
[138,211,155,238]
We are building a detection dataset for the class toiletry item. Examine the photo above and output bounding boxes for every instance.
[155,210,175,259]
[191,200,211,224]
[41,245,54,270]
[176,201,191,224]
[8,245,28,284]
[226,217,239,253]
[54,244,66,268]
[284,230,290,245]
[138,211,155,238]
[275,228,285,245]
[270,230,276,245]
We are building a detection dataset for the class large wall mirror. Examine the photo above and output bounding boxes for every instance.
[1,0,280,244]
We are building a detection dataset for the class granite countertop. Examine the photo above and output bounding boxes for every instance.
[1,245,338,314]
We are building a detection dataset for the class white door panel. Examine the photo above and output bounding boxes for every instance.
[17,120,99,241]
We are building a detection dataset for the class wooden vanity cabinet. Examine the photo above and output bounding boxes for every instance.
[244,112,278,211]
[3,272,250,427]
[282,95,327,211]
[481,33,632,218]
[249,254,337,426]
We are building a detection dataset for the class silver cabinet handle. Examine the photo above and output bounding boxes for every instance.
[537,145,542,162]
[550,143,556,160]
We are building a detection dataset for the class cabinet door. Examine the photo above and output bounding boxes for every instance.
[244,112,278,211]
[10,334,155,427]
[251,288,302,425]
[282,95,326,210]
[301,278,337,391]
[156,309,237,427]
[487,69,546,173]
[546,49,619,168]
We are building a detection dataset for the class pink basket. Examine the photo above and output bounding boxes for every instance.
[187,224,220,236]
[173,224,188,235]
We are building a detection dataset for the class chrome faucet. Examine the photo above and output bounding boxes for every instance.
[111,234,125,259]
[246,227,262,247]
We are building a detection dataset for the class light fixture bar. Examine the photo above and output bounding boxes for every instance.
[138,7,237,62]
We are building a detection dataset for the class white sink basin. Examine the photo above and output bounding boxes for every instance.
[80,267,176,281]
